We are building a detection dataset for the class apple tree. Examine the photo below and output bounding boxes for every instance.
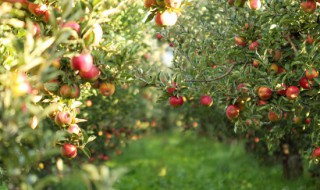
[149,0,320,179]
[0,0,168,188]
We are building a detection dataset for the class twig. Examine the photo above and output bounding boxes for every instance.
[286,33,298,53]
[184,63,236,83]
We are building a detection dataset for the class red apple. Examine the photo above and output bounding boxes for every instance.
[268,111,282,122]
[156,33,163,40]
[28,3,47,16]
[155,11,178,26]
[99,82,115,96]
[293,116,301,124]
[305,118,311,125]
[61,144,77,158]
[237,83,249,93]
[235,36,247,47]
[276,83,287,96]
[257,86,272,100]
[71,53,93,72]
[299,77,314,89]
[167,83,177,96]
[226,105,240,120]
[277,66,286,74]
[306,34,314,44]
[253,60,259,68]
[305,68,318,80]
[249,40,259,51]
[169,96,184,107]
[79,65,100,81]
[67,124,81,135]
[286,86,300,100]
[249,0,261,10]
[257,99,268,106]
[301,0,317,13]
[313,147,320,158]
[43,10,50,23]
[169,42,175,47]
[55,111,72,127]
[228,0,234,5]
[59,84,80,99]
[61,21,81,34]
[144,0,156,8]
[200,95,213,107]
[165,0,182,8]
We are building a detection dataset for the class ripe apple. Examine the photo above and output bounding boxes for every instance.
[61,144,77,158]
[169,96,184,107]
[228,0,234,5]
[249,40,259,51]
[165,0,182,8]
[257,86,272,100]
[86,100,92,107]
[305,118,311,125]
[237,83,249,93]
[226,105,240,120]
[306,34,314,44]
[299,77,314,89]
[28,3,47,16]
[254,137,260,143]
[301,0,317,13]
[305,68,318,80]
[55,111,72,127]
[313,147,320,158]
[268,111,282,122]
[276,83,287,96]
[167,83,177,96]
[71,53,93,72]
[169,42,175,47]
[277,66,286,74]
[99,82,115,96]
[59,84,80,99]
[79,65,100,81]
[286,86,300,100]
[144,0,156,8]
[61,21,81,34]
[270,63,278,73]
[156,33,163,40]
[200,95,213,107]
[257,99,268,106]
[249,0,261,10]
[43,10,50,23]
[68,124,81,135]
[235,36,247,47]
[155,11,178,26]
[293,116,301,124]
[253,59,259,68]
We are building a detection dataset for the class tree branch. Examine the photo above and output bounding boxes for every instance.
[286,33,298,53]
[184,63,237,83]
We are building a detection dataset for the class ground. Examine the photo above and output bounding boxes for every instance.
[109,130,316,190]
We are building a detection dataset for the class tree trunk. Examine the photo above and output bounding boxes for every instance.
[280,137,303,179]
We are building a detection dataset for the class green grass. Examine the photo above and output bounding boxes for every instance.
[109,131,316,190]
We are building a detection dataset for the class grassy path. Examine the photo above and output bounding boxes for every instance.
[109,131,315,190]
